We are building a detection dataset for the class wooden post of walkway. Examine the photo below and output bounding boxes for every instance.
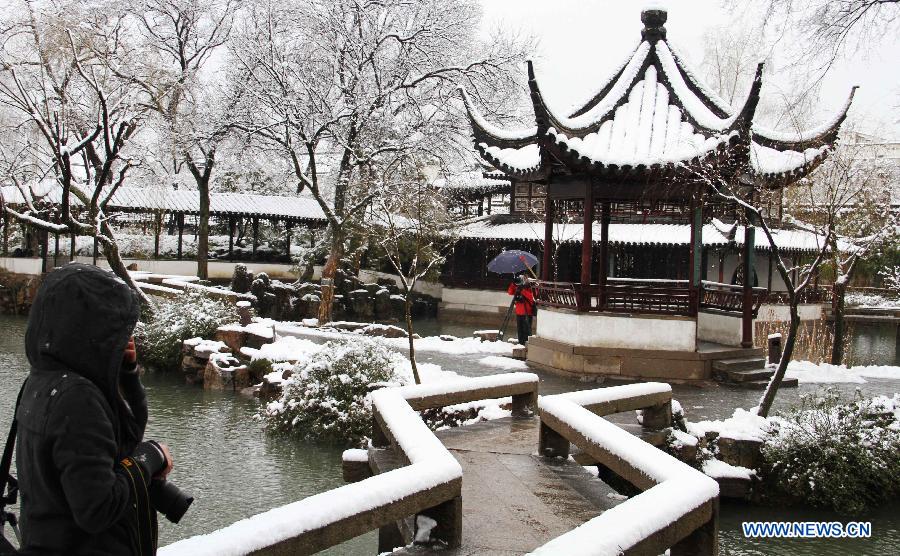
[228,216,235,261]
[53,232,60,269]
[177,213,185,260]
[285,220,293,259]
[154,212,162,259]
[40,229,48,273]
[252,217,259,256]
[741,225,755,348]
[91,236,98,266]
[69,232,75,262]
[598,201,610,311]
[1,211,8,257]
[579,183,594,310]
[688,199,703,315]
[542,198,554,281]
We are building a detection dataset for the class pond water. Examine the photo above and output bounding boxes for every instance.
[1,314,898,554]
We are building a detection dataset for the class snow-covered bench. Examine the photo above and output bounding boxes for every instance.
[533,383,719,556]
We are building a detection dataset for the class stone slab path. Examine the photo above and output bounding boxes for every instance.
[392,417,625,555]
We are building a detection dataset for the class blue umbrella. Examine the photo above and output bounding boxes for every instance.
[487,250,539,276]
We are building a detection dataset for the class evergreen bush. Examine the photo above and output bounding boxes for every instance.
[759,390,900,514]
[139,289,239,371]
[260,339,404,446]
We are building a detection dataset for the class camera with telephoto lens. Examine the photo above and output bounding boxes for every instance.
[149,479,193,524]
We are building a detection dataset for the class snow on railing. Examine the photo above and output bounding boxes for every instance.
[532,383,719,556]
[159,373,539,556]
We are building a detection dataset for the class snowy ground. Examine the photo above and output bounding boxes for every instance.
[786,360,900,384]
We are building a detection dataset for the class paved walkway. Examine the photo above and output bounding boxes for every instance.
[393,417,625,555]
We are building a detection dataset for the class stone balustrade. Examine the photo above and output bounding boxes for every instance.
[534,383,720,556]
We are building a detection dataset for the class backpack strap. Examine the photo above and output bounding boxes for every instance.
[1,380,26,507]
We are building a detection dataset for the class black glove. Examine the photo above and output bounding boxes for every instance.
[132,440,167,478]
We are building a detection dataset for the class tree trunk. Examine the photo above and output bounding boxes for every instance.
[317,232,343,324]
[197,179,210,280]
[758,301,800,417]
[405,293,421,385]
[830,281,847,365]
[98,223,152,308]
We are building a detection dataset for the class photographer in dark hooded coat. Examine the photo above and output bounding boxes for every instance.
[14,263,173,555]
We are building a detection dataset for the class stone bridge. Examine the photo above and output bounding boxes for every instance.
[159,374,720,556]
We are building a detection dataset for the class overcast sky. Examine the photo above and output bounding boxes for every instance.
[478,0,900,140]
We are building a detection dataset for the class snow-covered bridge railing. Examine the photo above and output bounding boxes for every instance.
[158,372,539,556]
[533,383,720,556]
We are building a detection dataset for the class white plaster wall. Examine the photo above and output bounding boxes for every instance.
[536,308,697,351]
[357,269,443,298]
[441,287,511,314]
[0,257,43,275]
[697,310,745,347]
[757,304,824,322]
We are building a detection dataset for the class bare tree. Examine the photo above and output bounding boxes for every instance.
[755,0,900,75]
[119,0,240,280]
[232,0,527,323]
[374,163,458,384]
[694,161,832,417]
[787,142,897,364]
[0,1,149,300]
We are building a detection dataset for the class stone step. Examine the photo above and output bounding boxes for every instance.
[714,368,774,383]
[733,377,799,390]
[712,357,768,372]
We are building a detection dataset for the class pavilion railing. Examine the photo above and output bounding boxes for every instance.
[589,278,693,316]
[762,285,832,305]
[533,279,695,317]
[699,280,767,316]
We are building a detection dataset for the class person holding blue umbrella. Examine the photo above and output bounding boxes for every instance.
[487,250,539,345]
[507,274,536,345]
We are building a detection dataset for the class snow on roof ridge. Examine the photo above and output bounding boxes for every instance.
[556,42,652,131]
[461,87,538,141]
[750,142,829,175]
[752,86,857,144]
[564,40,644,118]
[480,143,541,172]
[655,41,737,131]
[666,41,735,114]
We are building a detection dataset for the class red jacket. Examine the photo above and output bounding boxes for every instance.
[508,283,535,316]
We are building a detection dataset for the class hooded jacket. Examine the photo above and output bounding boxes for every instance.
[15,264,163,555]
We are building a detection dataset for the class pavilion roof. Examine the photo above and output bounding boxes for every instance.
[456,215,839,254]
[462,9,855,186]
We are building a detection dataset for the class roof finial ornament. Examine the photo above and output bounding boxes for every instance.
[641,9,667,42]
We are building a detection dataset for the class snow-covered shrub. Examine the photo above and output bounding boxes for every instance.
[260,339,405,446]
[759,390,900,514]
[139,290,239,371]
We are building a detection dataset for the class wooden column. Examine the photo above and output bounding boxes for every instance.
[742,225,756,348]
[598,201,610,311]
[53,232,60,269]
[177,213,185,260]
[91,236,98,266]
[767,251,773,291]
[580,184,594,311]
[40,230,49,273]
[154,212,162,259]
[717,250,725,283]
[542,198,554,281]
[1,211,8,257]
[486,194,492,215]
[285,220,293,259]
[252,217,259,255]
[477,198,484,216]
[69,233,75,262]
[228,216,235,261]
[688,200,702,315]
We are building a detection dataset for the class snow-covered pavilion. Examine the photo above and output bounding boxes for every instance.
[459,9,854,380]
